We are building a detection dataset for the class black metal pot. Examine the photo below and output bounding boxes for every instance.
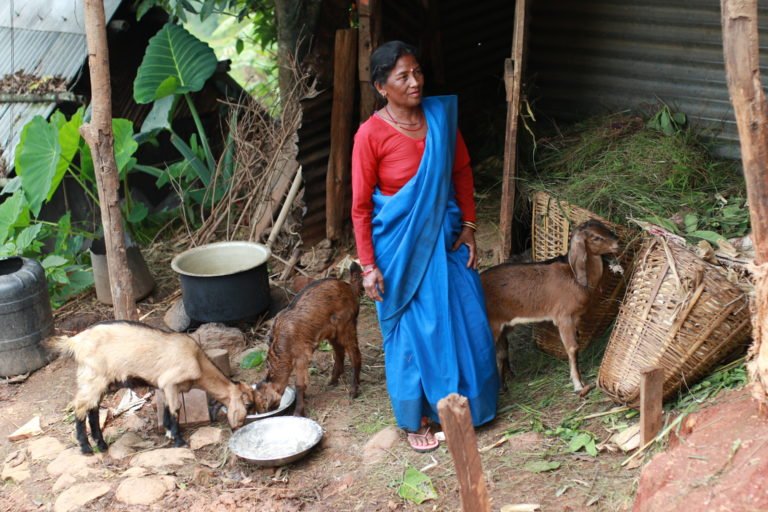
[171,242,271,323]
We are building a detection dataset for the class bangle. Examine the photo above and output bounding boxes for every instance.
[362,265,377,276]
[462,221,478,231]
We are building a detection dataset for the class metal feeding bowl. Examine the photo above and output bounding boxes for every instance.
[229,416,323,467]
[245,385,296,423]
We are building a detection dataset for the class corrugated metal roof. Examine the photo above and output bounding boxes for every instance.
[527,0,768,158]
[0,0,121,173]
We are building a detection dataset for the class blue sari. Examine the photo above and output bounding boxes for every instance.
[371,96,499,431]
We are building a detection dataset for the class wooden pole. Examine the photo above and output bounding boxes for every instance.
[721,0,768,410]
[639,367,664,445]
[437,394,491,512]
[326,29,358,241]
[81,0,137,321]
[358,0,378,122]
[498,0,528,262]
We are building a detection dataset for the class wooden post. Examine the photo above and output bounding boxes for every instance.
[358,0,378,122]
[437,394,491,512]
[721,0,768,410]
[326,29,358,241]
[639,367,664,445]
[499,0,529,262]
[81,0,137,321]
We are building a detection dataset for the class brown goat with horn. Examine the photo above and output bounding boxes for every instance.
[481,220,620,392]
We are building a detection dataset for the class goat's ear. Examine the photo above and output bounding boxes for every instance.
[569,229,589,287]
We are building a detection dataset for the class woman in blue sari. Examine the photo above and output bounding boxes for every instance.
[351,41,499,452]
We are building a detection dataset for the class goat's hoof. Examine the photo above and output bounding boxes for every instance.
[327,378,339,387]
[96,440,108,452]
[80,444,94,455]
[173,438,188,448]
[577,384,594,398]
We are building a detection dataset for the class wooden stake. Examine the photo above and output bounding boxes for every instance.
[640,367,664,445]
[437,394,490,512]
[326,29,358,241]
[721,0,768,410]
[81,0,137,320]
[358,0,378,122]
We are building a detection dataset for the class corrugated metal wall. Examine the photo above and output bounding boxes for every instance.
[527,0,768,158]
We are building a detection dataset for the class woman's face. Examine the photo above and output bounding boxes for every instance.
[378,53,424,109]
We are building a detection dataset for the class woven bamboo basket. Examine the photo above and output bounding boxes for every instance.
[530,191,638,359]
[597,237,752,404]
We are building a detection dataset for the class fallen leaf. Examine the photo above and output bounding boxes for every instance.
[500,505,541,512]
[397,467,437,504]
[523,460,561,473]
[8,416,42,441]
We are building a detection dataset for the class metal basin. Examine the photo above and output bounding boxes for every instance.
[245,386,296,423]
[229,416,323,467]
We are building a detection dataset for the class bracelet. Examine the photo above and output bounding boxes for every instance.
[462,221,478,231]
[361,265,377,276]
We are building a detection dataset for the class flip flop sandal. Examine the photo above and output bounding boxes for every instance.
[407,428,439,453]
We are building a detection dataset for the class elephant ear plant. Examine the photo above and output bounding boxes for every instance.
[132,22,236,225]
[0,107,148,307]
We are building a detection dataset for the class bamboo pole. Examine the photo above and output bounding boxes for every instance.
[81,0,136,320]
[721,0,768,410]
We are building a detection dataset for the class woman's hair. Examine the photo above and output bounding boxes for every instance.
[370,40,419,88]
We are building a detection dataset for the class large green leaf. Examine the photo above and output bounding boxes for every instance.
[397,467,437,504]
[133,23,218,104]
[140,94,178,135]
[51,108,84,201]
[0,192,27,245]
[15,116,62,216]
[113,118,139,178]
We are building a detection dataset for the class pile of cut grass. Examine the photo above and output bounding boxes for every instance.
[525,112,748,240]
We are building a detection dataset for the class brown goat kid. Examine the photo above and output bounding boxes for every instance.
[254,263,363,417]
[47,321,255,454]
[481,220,620,392]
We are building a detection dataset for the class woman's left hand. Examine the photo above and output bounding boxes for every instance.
[452,226,478,269]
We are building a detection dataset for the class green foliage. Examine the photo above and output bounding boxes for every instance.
[672,358,747,412]
[240,350,266,369]
[523,460,561,473]
[647,104,687,136]
[15,117,61,217]
[397,467,438,505]
[133,23,218,104]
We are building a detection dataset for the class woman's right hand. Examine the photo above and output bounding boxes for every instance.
[363,265,385,301]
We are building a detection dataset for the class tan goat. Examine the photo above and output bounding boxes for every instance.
[47,321,255,454]
[481,220,620,392]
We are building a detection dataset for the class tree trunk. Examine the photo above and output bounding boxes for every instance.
[81,0,137,321]
[274,0,323,102]
[721,0,768,410]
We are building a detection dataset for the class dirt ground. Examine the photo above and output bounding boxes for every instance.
[0,174,737,512]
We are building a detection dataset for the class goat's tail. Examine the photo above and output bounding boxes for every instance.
[43,334,77,358]
[349,262,363,296]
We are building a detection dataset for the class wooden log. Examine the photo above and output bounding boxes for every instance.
[639,367,664,445]
[499,0,529,262]
[155,389,210,432]
[205,349,231,378]
[721,0,768,410]
[358,0,378,122]
[326,29,358,240]
[437,394,490,512]
[81,0,137,320]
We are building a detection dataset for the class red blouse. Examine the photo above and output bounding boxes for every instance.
[351,114,477,266]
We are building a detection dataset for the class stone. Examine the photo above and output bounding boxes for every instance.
[2,450,30,482]
[115,475,175,505]
[362,426,400,463]
[27,436,65,461]
[108,431,153,460]
[189,426,223,450]
[155,388,210,432]
[299,239,334,273]
[192,323,246,356]
[122,412,148,432]
[52,473,77,493]
[54,481,111,512]
[122,466,149,478]
[164,298,192,332]
[130,447,194,468]
[506,431,545,452]
[47,448,101,478]
[206,349,231,377]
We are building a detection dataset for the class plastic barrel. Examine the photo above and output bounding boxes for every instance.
[0,257,54,377]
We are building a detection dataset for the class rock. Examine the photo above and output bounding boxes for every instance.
[130,447,194,468]
[299,239,334,273]
[54,481,111,512]
[164,299,191,332]
[27,436,65,461]
[192,466,213,486]
[189,426,223,450]
[506,432,545,452]
[115,475,175,505]
[122,466,149,478]
[109,431,153,460]
[122,413,148,432]
[52,473,77,493]
[192,323,246,357]
[2,450,30,482]
[7,415,42,441]
[363,426,400,463]
[47,448,101,478]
